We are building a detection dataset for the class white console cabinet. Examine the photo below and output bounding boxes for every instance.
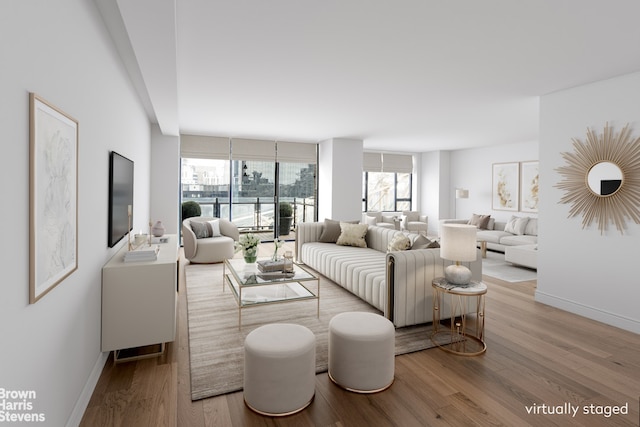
[102,234,178,360]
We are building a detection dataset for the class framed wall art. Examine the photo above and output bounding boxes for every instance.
[29,93,79,303]
[520,161,539,213]
[492,162,519,211]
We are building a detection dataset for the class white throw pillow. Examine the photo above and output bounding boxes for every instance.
[504,215,529,235]
[365,216,378,226]
[207,219,222,237]
[336,223,368,248]
[387,234,411,252]
[524,218,538,236]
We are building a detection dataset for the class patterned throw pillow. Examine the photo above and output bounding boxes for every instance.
[387,234,411,252]
[336,223,368,248]
[410,234,440,250]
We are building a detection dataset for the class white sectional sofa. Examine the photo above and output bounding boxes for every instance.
[440,215,538,253]
[296,221,482,327]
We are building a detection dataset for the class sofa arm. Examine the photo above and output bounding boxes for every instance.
[385,248,482,327]
[182,222,198,260]
[295,222,324,262]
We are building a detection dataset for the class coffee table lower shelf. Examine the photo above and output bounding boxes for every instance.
[223,273,319,329]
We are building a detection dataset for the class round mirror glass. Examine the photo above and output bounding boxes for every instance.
[587,161,623,196]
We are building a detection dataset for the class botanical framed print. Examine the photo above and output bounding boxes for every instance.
[29,93,78,303]
[492,162,519,211]
[520,161,539,213]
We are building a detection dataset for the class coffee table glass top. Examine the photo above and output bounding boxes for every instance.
[225,257,316,286]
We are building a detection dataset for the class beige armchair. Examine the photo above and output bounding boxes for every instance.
[400,211,428,234]
[362,212,398,230]
[182,217,239,263]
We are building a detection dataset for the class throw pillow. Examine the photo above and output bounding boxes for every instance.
[468,213,491,230]
[365,216,378,226]
[318,219,342,243]
[207,219,222,237]
[387,234,411,252]
[524,217,538,236]
[504,215,530,235]
[410,234,440,250]
[190,221,210,239]
[336,223,368,248]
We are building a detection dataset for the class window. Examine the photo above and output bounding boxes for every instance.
[363,172,412,212]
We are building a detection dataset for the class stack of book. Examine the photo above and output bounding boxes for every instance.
[124,246,159,263]
[257,259,286,272]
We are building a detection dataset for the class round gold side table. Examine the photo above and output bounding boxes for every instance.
[431,277,487,356]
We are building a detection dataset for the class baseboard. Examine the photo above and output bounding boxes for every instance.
[65,351,109,427]
[535,291,640,334]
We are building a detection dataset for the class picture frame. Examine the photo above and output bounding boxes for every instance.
[520,161,539,213]
[492,162,519,211]
[29,93,79,303]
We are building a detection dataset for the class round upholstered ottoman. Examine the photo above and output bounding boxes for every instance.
[328,312,395,393]
[243,323,316,416]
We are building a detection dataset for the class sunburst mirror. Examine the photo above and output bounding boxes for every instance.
[555,123,640,234]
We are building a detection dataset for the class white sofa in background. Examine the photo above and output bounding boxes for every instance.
[440,215,538,253]
[505,244,538,269]
[296,221,482,327]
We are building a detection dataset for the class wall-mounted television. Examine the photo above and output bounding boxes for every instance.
[108,151,134,248]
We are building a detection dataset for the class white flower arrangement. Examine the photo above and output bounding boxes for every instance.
[234,233,261,253]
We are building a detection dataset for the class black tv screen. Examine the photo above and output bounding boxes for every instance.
[108,151,134,248]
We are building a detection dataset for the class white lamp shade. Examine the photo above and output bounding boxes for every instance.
[456,188,469,199]
[440,224,477,262]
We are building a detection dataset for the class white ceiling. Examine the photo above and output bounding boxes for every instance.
[98,0,640,153]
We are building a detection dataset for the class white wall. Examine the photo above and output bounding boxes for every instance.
[318,138,363,221]
[150,124,180,235]
[0,1,150,425]
[537,72,640,334]
[448,141,539,223]
[419,151,451,235]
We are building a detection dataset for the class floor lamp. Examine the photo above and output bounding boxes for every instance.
[454,188,469,219]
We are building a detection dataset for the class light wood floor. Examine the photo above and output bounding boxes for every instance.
[81,245,640,426]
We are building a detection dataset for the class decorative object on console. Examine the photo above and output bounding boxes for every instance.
[440,224,477,285]
[151,220,165,237]
[29,93,79,304]
[492,162,519,211]
[556,123,640,234]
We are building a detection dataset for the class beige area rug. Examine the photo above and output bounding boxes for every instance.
[185,263,444,401]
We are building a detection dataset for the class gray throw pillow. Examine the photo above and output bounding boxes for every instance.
[468,213,491,230]
[190,221,211,239]
[319,219,342,243]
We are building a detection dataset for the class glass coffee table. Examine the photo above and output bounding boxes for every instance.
[223,258,320,329]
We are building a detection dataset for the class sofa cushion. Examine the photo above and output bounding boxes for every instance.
[388,234,411,252]
[300,242,387,311]
[524,218,538,236]
[468,214,491,230]
[499,234,537,246]
[476,230,511,244]
[504,215,529,235]
[336,223,368,248]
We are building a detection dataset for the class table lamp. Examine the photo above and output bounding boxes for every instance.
[440,224,477,285]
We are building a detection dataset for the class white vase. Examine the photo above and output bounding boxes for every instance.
[151,220,165,237]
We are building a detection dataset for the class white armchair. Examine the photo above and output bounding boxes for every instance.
[362,212,398,230]
[400,211,428,234]
[182,216,239,263]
